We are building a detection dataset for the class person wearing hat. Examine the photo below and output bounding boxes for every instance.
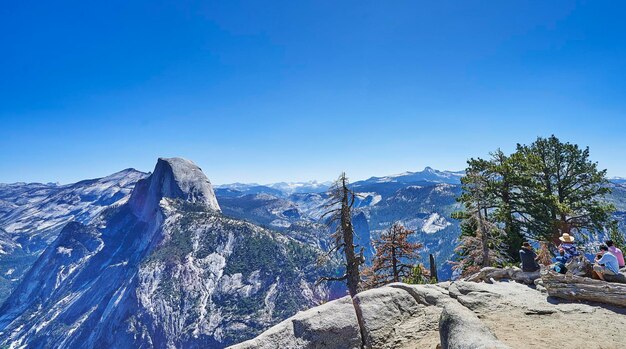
[519,242,540,272]
[557,233,579,263]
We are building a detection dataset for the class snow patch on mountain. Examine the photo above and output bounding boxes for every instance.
[355,192,382,207]
[610,177,626,185]
[422,213,451,234]
[270,219,291,228]
[56,246,73,256]
[288,193,328,220]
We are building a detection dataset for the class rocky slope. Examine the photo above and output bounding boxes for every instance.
[231,279,626,349]
[0,158,330,348]
[0,168,147,303]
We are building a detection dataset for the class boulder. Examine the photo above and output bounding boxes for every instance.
[439,301,509,349]
[466,267,540,285]
[388,283,451,306]
[448,281,557,315]
[354,286,433,348]
[231,285,445,349]
[228,296,362,349]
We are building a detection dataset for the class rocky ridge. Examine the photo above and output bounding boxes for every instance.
[0,168,147,303]
[230,279,626,349]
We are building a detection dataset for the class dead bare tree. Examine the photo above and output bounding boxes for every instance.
[318,172,365,297]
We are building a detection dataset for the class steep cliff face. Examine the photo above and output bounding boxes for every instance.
[128,158,220,221]
[0,158,328,348]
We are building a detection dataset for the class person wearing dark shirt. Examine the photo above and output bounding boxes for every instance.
[519,242,540,272]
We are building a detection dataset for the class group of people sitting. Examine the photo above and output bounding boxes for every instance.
[518,233,625,282]
[592,240,625,281]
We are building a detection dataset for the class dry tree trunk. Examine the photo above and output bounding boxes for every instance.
[542,271,626,307]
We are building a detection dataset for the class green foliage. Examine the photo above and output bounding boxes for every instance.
[452,210,508,277]
[144,201,229,265]
[456,135,616,274]
[454,158,510,276]
[0,251,38,303]
[608,220,626,251]
[224,234,282,277]
[403,264,432,285]
[141,199,331,346]
[145,222,195,264]
[515,135,614,244]
[456,151,525,262]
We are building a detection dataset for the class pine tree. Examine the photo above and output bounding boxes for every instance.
[452,211,508,277]
[489,150,525,262]
[365,222,423,288]
[319,173,364,297]
[515,135,615,245]
[460,151,524,262]
[456,136,617,268]
[453,160,509,277]
[608,220,626,251]
[403,264,431,285]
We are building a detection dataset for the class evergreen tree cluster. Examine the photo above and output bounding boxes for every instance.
[455,135,615,275]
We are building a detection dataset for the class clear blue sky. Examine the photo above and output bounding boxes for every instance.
[2,1,626,184]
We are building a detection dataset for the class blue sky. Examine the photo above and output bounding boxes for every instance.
[1,1,626,184]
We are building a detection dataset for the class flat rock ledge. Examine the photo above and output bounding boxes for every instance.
[229,279,626,349]
[466,266,540,285]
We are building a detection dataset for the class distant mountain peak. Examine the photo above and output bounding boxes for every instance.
[359,167,464,186]
[128,157,220,221]
[216,180,332,196]
[610,176,626,185]
[267,180,332,194]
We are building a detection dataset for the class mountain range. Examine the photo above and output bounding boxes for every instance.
[0,158,331,348]
[0,161,625,348]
